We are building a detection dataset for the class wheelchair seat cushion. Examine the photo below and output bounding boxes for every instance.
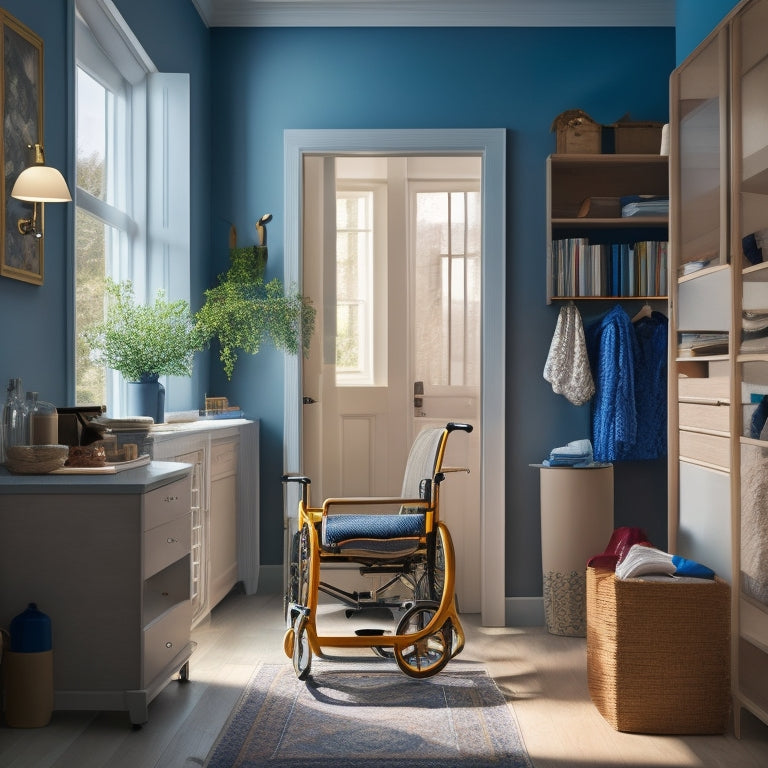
[322,513,425,557]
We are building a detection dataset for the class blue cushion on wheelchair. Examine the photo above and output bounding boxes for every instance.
[322,513,425,556]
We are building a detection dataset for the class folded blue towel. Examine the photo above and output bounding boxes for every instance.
[543,439,594,467]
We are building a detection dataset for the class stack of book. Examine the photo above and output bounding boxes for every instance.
[551,238,668,297]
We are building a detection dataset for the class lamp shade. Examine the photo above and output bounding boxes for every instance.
[11,166,72,203]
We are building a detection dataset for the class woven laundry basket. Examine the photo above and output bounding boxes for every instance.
[586,566,731,734]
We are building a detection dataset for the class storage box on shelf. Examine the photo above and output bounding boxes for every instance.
[546,154,669,302]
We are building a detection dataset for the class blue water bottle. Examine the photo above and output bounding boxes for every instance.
[3,603,54,727]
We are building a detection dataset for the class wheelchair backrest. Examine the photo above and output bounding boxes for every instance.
[400,426,445,500]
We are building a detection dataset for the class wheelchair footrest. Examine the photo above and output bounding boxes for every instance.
[354,628,388,636]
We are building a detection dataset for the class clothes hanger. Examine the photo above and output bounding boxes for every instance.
[631,302,652,322]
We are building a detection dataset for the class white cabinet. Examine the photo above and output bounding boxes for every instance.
[151,420,259,626]
[209,438,239,608]
[0,463,194,725]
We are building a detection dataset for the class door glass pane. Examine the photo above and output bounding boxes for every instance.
[677,32,724,266]
[414,190,481,388]
[336,191,373,382]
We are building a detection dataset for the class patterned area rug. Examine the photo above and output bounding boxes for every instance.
[205,661,533,768]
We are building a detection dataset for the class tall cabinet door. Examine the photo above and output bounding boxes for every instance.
[732,0,768,735]
[669,25,732,577]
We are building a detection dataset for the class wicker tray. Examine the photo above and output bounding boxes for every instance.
[586,566,731,734]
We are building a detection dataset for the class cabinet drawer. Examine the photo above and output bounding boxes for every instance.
[144,515,191,579]
[144,477,191,530]
[678,401,730,432]
[211,440,238,480]
[678,376,730,402]
[143,599,192,685]
[679,429,731,469]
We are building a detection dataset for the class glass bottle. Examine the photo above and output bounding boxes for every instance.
[2,378,28,462]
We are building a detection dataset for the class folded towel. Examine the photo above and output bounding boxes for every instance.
[543,438,594,467]
[615,543,715,580]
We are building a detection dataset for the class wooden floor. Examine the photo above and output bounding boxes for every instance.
[2,587,768,768]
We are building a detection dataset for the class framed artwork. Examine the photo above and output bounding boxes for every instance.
[0,11,43,285]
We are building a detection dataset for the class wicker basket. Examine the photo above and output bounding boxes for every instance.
[586,566,731,734]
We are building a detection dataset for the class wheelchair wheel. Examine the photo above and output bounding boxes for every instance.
[292,610,312,680]
[415,528,446,603]
[393,600,451,678]
[284,530,301,626]
[285,524,311,625]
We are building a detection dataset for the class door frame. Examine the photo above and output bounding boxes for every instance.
[283,128,506,626]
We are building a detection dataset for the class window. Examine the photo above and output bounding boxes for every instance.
[74,1,190,413]
[335,189,374,383]
[411,185,481,389]
[75,32,134,405]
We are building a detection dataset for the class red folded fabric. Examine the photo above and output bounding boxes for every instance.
[587,526,652,571]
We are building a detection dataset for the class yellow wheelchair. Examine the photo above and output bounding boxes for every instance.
[282,422,472,680]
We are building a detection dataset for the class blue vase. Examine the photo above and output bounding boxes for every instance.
[126,374,165,423]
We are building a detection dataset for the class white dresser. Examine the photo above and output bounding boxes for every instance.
[0,462,193,725]
[150,419,260,626]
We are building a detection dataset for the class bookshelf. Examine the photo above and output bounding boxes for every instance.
[546,153,669,303]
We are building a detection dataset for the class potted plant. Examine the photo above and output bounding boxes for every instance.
[195,240,315,380]
[82,278,206,422]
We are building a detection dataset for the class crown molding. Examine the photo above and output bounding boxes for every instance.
[191,0,675,29]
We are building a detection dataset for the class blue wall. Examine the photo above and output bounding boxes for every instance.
[676,0,739,64]
[2,2,712,603]
[0,1,70,405]
[0,0,212,407]
[209,25,675,589]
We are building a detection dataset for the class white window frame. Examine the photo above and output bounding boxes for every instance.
[75,0,191,415]
[334,184,386,387]
[408,179,481,398]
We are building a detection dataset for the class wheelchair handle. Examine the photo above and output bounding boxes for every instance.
[447,422,473,433]
[282,474,311,506]
[282,474,311,486]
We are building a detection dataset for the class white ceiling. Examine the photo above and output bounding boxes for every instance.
[191,0,675,28]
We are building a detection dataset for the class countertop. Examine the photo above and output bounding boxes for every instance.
[0,460,191,495]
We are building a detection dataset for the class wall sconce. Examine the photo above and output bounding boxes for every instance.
[11,143,71,239]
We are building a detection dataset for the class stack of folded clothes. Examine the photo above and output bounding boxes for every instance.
[587,528,715,580]
[542,438,594,467]
[615,543,715,580]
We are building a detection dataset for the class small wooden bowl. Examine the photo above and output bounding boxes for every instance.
[5,444,69,474]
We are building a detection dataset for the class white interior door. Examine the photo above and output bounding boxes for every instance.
[301,154,482,612]
[409,174,482,612]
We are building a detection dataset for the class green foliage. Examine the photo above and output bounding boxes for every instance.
[82,279,206,382]
[196,246,315,380]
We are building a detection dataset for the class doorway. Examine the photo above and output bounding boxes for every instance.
[283,129,506,626]
[301,154,482,611]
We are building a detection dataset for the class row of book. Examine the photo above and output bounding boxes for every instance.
[551,238,668,298]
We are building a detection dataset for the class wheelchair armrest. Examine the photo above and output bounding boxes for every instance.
[447,422,473,434]
[321,496,427,516]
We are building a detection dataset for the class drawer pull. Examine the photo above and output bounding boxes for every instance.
[166,641,173,649]
[163,495,179,503]
[166,537,179,544]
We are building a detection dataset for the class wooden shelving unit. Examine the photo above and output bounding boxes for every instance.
[546,153,669,303]
[669,0,768,736]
